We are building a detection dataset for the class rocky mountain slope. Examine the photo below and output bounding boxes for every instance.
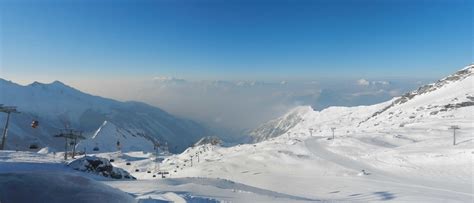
[156,65,473,202]
[250,64,474,142]
[0,79,209,152]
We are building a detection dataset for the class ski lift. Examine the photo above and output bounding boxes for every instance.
[29,144,39,149]
[31,120,39,128]
[93,143,99,151]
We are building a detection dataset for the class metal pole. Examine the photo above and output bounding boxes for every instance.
[0,112,11,150]
[72,137,77,159]
[453,128,456,146]
[449,125,460,146]
[64,137,68,160]
[331,128,335,140]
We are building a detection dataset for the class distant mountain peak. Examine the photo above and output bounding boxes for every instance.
[50,80,67,86]
[0,78,209,152]
[355,65,473,125]
[29,80,70,88]
[250,64,474,143]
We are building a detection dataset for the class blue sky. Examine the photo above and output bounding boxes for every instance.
[0,0,472,132]
[1,0,472,82]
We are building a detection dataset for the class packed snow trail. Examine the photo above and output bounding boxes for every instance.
[305,137,390,179]
[305,137,474,198]
[107,177,319,202]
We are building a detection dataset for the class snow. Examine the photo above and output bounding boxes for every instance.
[76,121,155,154]
[0,172,136,203]
[68,156,135,179]
[0,65,473,202]
[154,65,474,202]
[0,79,209,153]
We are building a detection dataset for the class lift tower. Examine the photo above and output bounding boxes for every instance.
[54,129,85,160]
[0,105,19,150]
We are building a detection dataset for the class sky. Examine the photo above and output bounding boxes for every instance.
[0,0,472,135]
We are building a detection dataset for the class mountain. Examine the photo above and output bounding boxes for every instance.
[157,65,473,201]
[249,106,313,143]
[193,136,222,146]
[0,79,209,153]
[250,64,474,142]
[76,121,155,153]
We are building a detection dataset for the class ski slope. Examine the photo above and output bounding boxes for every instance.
[0,65,472,202]
[155,65,474,202]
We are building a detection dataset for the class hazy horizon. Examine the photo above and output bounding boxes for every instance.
[1,0,472,135]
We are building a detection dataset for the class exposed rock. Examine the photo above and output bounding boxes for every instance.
[68,156,135,180]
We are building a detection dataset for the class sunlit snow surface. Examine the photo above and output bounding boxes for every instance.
[1,66,473,202]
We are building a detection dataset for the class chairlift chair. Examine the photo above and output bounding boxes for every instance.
[29,144,39,149]
[31,120,39,128]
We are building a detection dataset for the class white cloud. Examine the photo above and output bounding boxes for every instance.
[76,77,424,137]
[351,89,386,97]
[388,89,402,96]
[372,80,390,85]
[152,76,187,84]
[357,79,370,86]
[357,79,390,86]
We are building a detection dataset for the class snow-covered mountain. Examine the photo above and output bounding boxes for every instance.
[155,65,473,201]
[193,136,222,146]
[250,64,474,142]
[0,79,209,152]
[249,106,313,143]
[76,121,155,153]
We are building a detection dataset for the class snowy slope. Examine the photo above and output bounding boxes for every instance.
[76,121,155,153]
[155,65,474,202]
[0,79,209,152]
[249,106,313,142]
[193,136,222,146]
[0,172,136,203]
[251,64,474,142]
[0,65,472,202]
[0,151,316,202]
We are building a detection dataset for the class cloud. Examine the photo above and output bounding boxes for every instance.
[351,89,386,97]
[152,76,187,84]
[80,77,426,138]
[357,79,370,86]
[388,89,402,97]
[357,79,390,86]
[372,81,390,86]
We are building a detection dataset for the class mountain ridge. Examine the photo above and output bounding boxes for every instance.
[0,78,210,153]
[250,65,474,142]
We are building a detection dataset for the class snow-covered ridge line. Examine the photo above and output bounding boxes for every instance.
[250,64,474,142]
[249,106,313,142]
[0,78,209,153]
[359,65,473,125]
